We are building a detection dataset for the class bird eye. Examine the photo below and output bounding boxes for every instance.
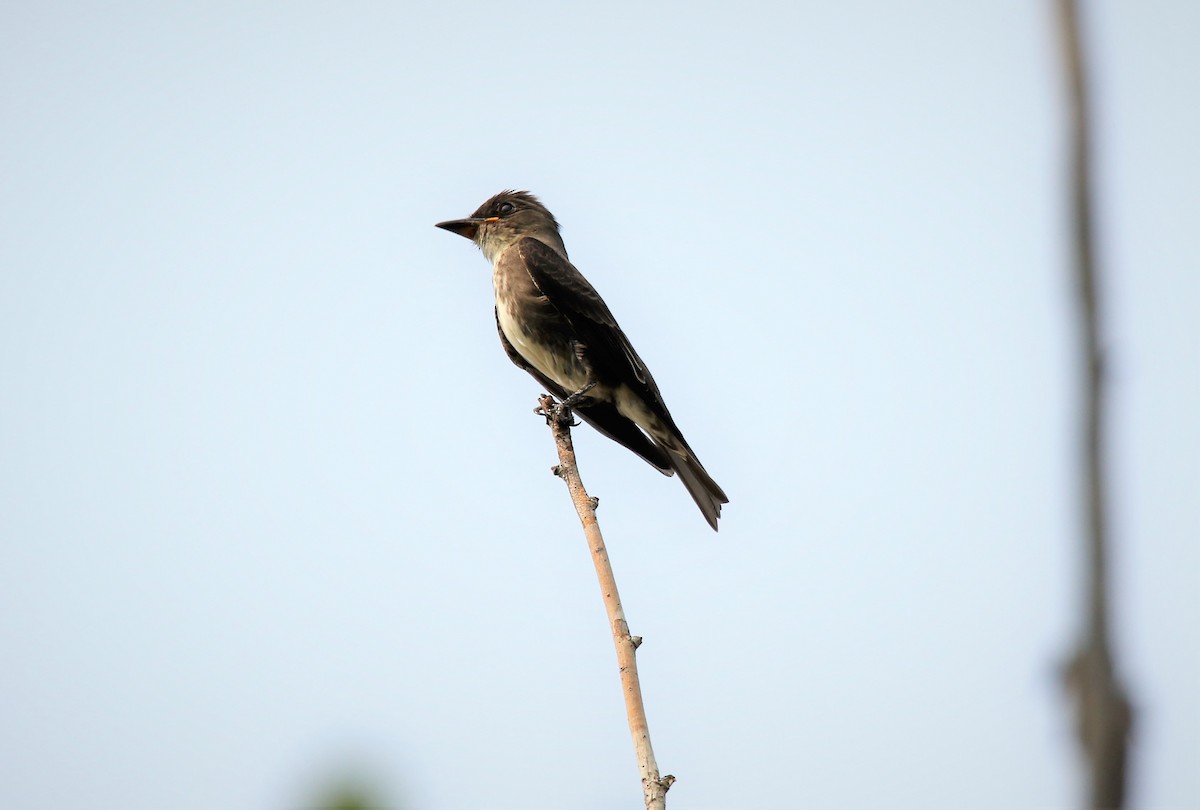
[497,202,515,215]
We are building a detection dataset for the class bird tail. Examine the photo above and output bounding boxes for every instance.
[663,445,729,531]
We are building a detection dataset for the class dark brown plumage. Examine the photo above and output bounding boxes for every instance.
[437,191,728,530]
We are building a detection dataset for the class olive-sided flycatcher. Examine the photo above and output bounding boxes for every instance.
[436,190,728,530]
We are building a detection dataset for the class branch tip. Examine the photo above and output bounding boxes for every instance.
[534,394,580,427]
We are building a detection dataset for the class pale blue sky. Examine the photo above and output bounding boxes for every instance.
[1,2,1196,809]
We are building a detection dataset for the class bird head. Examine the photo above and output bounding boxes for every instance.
[436,190,567,263]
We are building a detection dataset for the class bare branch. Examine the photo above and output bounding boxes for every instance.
[538,394,674,810]
[1055,1,1134,806]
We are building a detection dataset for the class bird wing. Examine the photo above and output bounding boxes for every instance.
[510,239,728,529]
[493,306,672,474]
[514,237,666,402]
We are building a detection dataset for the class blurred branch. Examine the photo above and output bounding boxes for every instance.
[537,395,674,810]
[1055,1,1133,807]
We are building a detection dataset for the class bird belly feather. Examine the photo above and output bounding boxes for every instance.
[496,298,589,392]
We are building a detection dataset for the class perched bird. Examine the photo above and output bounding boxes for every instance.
[436,190,728,530]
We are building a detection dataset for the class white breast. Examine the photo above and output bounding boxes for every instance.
[496,299,589,391]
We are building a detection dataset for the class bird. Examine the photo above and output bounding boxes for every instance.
[435,190,728,530]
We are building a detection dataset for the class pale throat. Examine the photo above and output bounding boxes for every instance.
[479,225,567,265]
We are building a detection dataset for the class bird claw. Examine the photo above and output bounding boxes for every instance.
[535,397,580,427]
[551,403,582,427]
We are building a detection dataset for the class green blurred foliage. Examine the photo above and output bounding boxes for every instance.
[309,779,393,810]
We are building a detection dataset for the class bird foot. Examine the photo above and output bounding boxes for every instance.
[535,397,580,427]
[559,381,597,410]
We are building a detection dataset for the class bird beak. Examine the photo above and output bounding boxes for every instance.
[435,217,485,240]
